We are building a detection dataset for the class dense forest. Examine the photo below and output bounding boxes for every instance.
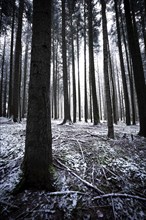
[0,0,146,219]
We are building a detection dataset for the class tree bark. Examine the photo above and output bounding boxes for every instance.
[87,0,99,125]
[124,0,146,137]
[8,0,15,118]
[0,35,6,116]
[114,0,131,125]
[68,1,76,123]
[22,0,54,190]
[77,18,81,121]
[84,1,88,122]
[22,34,29,118]
[101,0,114,138]
[61,0,71,124]
[12,0,24,122]
[3,63,8,117]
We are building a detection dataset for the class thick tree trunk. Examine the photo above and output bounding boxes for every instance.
[124,0,146,137]
[22,0,54,190]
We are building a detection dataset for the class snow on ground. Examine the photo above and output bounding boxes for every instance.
[0,117,146,219]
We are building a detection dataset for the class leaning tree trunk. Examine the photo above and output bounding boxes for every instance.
[22,0,54,191]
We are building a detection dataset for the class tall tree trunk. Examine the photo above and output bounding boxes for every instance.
[52,31,58,119]
[84,1,88,122]
[12,0,24,122]
[22,0,54,191]
[140,8,146,55]
[101,0,114,138]
[56,41,59,119]
[114,0,131,125]
[3,63,8,117]
[89,83,92,122]
[97,64,102,120]
[22,36,29,118]
[108,52,118,124]
[77,21,81,121]
[61,0,71,124]
[72,36,76,123]
[119,6,136,125]
[8,0,15,118]
[124,0,146,137]
[68,1,76,123]
[0,0,2,35]
[0,35,6,116]
[88,0,99,125]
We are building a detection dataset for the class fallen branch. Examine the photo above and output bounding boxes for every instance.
[15,203,40,219]
[55,158,104,195]
[92,193,146,201]
[86,131,108,141]
[0,200,19,209]
[46,191,87,196]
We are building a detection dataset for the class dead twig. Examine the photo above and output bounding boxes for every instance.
[75,139,85,162]
[15,203,40,219]
[91,163,95,185]
[46,191,87,196]
[0,200,18,209]
[55,158,104,195]
[86,131,108,141]
[92,193,146,201]
[111,196,116,220]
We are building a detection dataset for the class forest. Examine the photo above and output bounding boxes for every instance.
[0,0,146,219]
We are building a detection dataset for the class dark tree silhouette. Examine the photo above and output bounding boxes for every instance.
[124,0,146,137]
[21,0,54,190]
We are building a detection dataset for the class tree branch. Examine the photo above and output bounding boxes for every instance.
[92,193,146,201]
[55,158,104,195]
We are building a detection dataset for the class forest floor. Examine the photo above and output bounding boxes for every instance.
[0,117,146,220]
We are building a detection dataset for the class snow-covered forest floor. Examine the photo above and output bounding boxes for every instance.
[0,117,146,220]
